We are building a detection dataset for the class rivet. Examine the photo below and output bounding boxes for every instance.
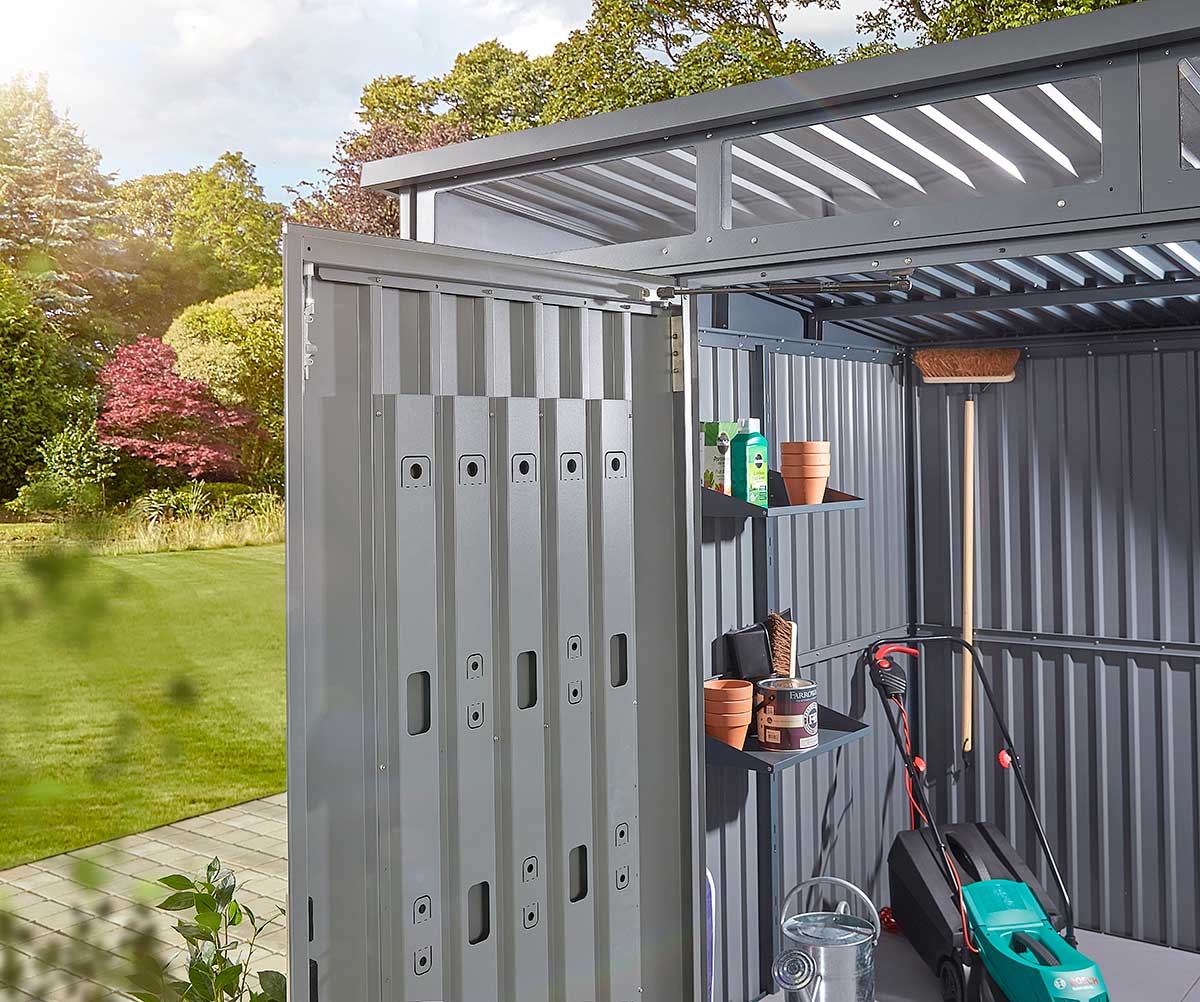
[706,236,713,242]
[893,219,902,227]
[761,272,767,278]
[872,260,880,268]
[375,410,383,417]
[904,258,913,265]
[751,236,759,244]
[1057,199,1067,208]
[379,763,386,771]
[662,247,669,255]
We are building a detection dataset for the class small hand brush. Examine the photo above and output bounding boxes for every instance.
[765,612,796,678]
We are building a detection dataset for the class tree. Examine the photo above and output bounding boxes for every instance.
[544,0,836,121]
[176,152,283,289]
[113,153,284,298]
[289,120,469,236]
[858,0,1137,50]
[0,264,71,499]
[0,75,113,268]
[96,337,253,480]
[164,286,284,487]
[6,416,118,515]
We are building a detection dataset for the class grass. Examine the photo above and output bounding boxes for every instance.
[0,510,285,559]
[0,543,285,869]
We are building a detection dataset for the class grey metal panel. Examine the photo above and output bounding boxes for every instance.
[770,353,910,652]
[493,397,551,999]
[698,343,757,679]
[292,278,382,999]
[698,345,911,1002]
[361,0,1198,190]
[286,227,699,1002]
[587,398,642,1001]
[438,395,501,998]
[915,343,1200,951]
[379,395,445,1000]
[542,399,600,1000]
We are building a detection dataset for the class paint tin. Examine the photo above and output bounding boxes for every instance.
[756,677,819,750]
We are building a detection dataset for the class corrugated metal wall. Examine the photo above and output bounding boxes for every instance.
[699,341,911,1001]
[915,343,1200,952]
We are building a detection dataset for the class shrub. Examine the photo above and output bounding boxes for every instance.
[165,287,282,489]
[0,265,71,499]
[97,337,255,479]
[135,857,286,1002]
[6,417,117,515]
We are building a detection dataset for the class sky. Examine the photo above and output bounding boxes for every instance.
[0,0,879,202]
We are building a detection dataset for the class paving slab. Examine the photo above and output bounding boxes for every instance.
[0,795,288,1001]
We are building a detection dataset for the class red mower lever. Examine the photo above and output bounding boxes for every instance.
[998,749,1013,770]
[875,644,920,662]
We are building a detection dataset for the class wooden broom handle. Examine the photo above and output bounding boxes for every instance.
[961,396,975,755]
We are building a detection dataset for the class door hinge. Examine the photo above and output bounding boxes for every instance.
[670,314,685,393]
[302,263,318,380]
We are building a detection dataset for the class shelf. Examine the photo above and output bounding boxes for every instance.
[704,705,870,774]
[701,472,864,520]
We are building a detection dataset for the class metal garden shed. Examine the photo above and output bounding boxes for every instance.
[283,1,1200,998]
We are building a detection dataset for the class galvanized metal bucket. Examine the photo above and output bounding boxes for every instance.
[773,876,881,1002]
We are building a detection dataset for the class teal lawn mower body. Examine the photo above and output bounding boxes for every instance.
[865,636,1110,1002]
[963,880,1108,1002]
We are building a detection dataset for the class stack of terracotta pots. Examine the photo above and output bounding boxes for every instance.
[780,440,831,505]
[703,678,755,749]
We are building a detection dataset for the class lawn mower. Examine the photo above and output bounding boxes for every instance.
[861,636,1109,1002]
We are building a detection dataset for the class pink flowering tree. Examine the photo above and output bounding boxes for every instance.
[97,336,254,479]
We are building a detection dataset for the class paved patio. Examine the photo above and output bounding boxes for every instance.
[0,794,288,1001]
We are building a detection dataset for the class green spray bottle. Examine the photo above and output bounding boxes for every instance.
[731,418,769,507]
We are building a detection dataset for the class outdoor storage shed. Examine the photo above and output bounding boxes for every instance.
[284,2,1200,999]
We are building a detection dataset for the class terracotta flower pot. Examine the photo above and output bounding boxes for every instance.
[704,704,754,720]
[784,474,829,505]
[705,718,751,750]
[780,440,830,455]
[700,710,748,724]
[780,461,831,476]
[704,678,754,703]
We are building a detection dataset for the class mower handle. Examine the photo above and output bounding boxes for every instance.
[873,643,920,661]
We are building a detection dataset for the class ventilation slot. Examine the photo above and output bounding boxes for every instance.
[407,671,431,735]
[569,845,589,903]
[609,633,629,688]
[517,651,538,709]
[468,881,491,945]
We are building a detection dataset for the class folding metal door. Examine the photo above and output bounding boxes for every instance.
[283,226,701,1002]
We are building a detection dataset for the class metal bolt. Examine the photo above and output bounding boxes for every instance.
[751,236,759,244]
[375,410,382,417]
[904,258,913,266]
[893,219,902,227]
[872,260,880,268]
[661,247,669,255]
[1057,199,1067,208]
[379,763,386,771]
[706,236,713,242]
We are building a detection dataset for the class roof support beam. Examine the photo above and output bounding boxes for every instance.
[813,278,1200,322]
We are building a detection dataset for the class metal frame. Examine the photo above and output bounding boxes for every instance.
[362,0,1200,285]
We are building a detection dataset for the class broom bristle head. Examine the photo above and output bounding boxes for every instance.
[913,347,1021,384]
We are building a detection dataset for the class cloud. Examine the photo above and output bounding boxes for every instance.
[0,0,866,201]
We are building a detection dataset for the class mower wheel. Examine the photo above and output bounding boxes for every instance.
[966,961,1011,1002]
[937,958,966,1002]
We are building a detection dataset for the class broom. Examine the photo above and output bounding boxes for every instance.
[913,348,1020,756]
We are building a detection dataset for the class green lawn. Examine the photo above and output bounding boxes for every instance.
[0,544,285,869]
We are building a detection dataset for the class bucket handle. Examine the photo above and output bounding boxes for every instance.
[779,876,881,945]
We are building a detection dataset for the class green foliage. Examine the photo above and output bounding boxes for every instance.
[7,416,118,515]
[0,74,113,266]
[177,154,283,289]
[0,264,71,500]
[116,154,283,301]
[858,0,1137,49]
[164,286,283,488]
[131,858,285,1002]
